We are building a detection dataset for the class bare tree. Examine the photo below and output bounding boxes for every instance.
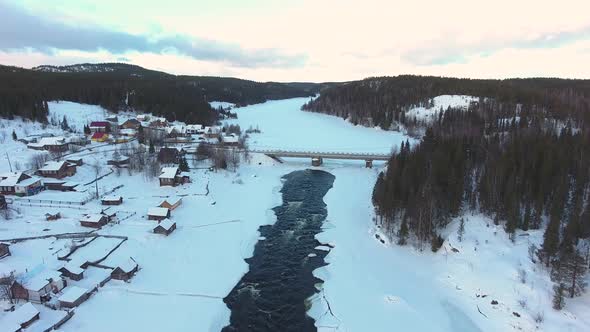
[211,149,228,171]
[29,152,50,171]
[0,273,15,304]
[90,161,103,199]
[227,148,240,172]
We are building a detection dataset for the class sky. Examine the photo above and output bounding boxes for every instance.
[1,0,590,82]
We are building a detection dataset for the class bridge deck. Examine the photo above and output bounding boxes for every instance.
[251,149,391,161]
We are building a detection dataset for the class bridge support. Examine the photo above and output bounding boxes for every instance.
[311,157,323,166]
[365,159,373,168]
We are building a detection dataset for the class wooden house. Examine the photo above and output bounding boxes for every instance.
[36,161,76,179]
[147,207,170,221]
[79,214,108,228]
[89,121,111,133]
[120,119,141,130]
[12,270,65,303]
[153,219,176,236]
[101,195,123,206]
[222,134,240,146]
[159,197,182,210]
[43,179,78,191]
[0,172,43,196]
[159,167,180,187]
[157,147,182,164]
[58,286,89,308]
[58,264,84,281]
[111,259,138,281]
[0,242,10,259]
[27,137,68,152]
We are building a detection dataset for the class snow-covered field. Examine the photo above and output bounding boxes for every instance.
[406,95,479,122]
[0,98,588,332]
[225,97,410,154]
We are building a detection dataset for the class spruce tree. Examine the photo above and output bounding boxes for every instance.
[457,218,465,242]
[149,141,155,154]
[397,219,409,245]
[12,130,17,141]
[552,283,565,310]
[541,214,560,266]
[179,156,189,172]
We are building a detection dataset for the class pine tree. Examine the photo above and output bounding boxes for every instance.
[61,115,70,131]
[149,141,155,154]
[179,155,189,172]
[84,124,91,135]
[541,214,561,266]
[397,219,409,245]
[457,218,465,242]
[553,250,588,298]
[11,130,17,141]
[137,125,145,144]
[552,283,565,310]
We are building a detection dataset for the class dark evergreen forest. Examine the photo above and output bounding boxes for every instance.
[0,63,320,124]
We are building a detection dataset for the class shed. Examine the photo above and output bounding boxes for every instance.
[59,264,84,281]
[159,167,180,187]
[111,259,138,281]
[80,214,108,228]
[65,158,83,166]
[158,197,182,210]
[101,195,123,206]
[7,302,39,329]
[58,286,89,308]
[0,242,10,259]
[148,207,170,221]
[153,219,176,236]
[45,212,61,221]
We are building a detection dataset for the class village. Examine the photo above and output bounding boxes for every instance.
[0,104,248,331]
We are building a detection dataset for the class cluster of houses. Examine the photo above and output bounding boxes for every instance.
[0,158,83,196]
[148,197,182,236]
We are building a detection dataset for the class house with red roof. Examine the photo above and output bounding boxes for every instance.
[91,132,109,142]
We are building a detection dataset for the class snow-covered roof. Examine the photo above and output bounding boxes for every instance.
[116,259,138,273]
[1,321,21,332]
[15,176,41,187]
[38,136,66,146]
[23,276,50,292]
[186,124,203,130]
[155,219,175,231]
[7,302,39,325]
[159,167,179,179]
[80,214,105,223]
[89,121,110,127]
[148,207,169,217]
[58,286,88,303]
[0,172,26,187]
[119,128,136,135]
[166,125,186,134]
[61,263,84,275]
[38,161,66,172]
[160,197,182,207]
[222,135,239,144]
[101,195,122,202]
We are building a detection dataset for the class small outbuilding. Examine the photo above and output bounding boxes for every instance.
[153,219,176,236]
[65,157,83,166]
[58,286,89,308]
[101,195,123,206]
[59,264,84,281]
[158,197,182,210]
[0,242,10,259]
[147,207,170,221]
[45,212,61,221]
[111,259,139,281]
[7,302,39,329]
[159,167,180,186]
[79,214,108,228]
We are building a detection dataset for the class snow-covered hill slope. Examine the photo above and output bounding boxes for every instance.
[406,95,479,122]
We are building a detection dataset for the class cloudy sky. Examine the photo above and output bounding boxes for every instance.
[1,0,589,82]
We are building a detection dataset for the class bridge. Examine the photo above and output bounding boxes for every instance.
[249,149,391,168]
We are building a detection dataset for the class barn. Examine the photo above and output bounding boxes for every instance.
[101,195,123,205]
[80,214,108,228]
[58,286,90,308]
[0,242,10,259]
[111,259,139,281]
[159,197,182,210]
[59,264,85,281]
[148,207,170,221]
[153,219,176,236]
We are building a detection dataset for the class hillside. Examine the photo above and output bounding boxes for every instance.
[0,63,323,125]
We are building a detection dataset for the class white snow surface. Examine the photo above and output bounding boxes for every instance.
[209,101,235,110]
[0,99,588,332]
[225,97,410,154]
[406,95,479,122]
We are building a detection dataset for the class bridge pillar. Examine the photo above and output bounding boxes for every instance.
[312,157,323,166]
[365,159,373,168]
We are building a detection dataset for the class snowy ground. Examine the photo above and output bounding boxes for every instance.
[224,97,410,154]
[0,98,588,332]
[406,95,479,122]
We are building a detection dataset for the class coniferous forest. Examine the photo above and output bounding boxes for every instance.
[308,76,590,302]
[0,63,320,124]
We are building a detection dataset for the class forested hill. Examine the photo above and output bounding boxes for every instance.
[302,76,590,130]
[0,63,322,124]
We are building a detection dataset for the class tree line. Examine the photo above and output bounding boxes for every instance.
[0,63,319,124]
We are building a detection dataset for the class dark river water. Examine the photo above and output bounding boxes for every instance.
[222,169,335,332]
